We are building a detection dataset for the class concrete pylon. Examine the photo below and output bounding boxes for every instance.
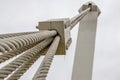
[72,2,101,80]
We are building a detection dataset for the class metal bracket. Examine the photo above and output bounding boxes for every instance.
[36,18,71,55]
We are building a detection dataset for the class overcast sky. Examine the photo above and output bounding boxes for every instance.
[0,0,120,80]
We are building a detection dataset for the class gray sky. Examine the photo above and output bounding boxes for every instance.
[0,0,120,80]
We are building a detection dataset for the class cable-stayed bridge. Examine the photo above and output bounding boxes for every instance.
[0,1,100,80]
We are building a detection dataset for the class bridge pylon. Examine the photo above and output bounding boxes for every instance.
[72,1,101,80]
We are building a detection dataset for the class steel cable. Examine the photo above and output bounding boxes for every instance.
[0,30,57,53]
[70,8,90,30]
[33,36,60,80]
[0,31,38,39]
[0,37,53,79]
[0,42,39,63]
[7,48,48,80]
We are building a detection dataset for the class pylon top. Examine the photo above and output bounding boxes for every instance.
[79,1,101,16]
